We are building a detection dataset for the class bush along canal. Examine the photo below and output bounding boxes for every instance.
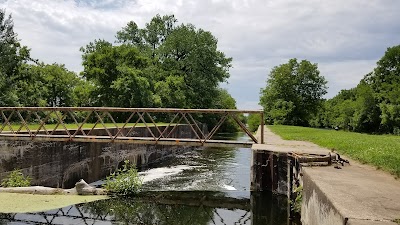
[0,133,301,225]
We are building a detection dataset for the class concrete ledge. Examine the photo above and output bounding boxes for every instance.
[347,219,397,225]
[301,165,400,225]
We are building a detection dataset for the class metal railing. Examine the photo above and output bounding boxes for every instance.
[0,107,264,148]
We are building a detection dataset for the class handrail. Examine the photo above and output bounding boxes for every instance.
[0,107,262,114]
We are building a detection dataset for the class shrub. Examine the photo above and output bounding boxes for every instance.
[1,169,31,187]
[103,160,142,195]
[292,186,303,213]
[247,114,261,132]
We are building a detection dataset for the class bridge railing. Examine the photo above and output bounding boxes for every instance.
[0,107,264,147]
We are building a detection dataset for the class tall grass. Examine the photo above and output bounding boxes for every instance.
[268,125,400,178]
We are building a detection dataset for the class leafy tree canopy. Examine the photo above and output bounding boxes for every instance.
[260,58,327,126]
[81,14,232,110]
[0,9,31,106]
[310,44,400,134]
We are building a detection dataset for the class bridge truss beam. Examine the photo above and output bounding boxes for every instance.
[0,107,264,148]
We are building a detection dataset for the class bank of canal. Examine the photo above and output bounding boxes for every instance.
[0,133,300,225]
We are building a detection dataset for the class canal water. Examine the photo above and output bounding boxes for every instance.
[0,133,299,225]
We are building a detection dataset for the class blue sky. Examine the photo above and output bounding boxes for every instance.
[1,0,399,109]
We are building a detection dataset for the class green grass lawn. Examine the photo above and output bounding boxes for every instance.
[268,125,400,178]
[0,123,170,131]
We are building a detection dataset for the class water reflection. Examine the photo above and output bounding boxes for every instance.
[0,191,298,225]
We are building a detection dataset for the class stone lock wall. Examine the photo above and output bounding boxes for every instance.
[0,125,201,188]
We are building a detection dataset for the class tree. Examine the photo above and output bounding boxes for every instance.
[325,88,357,130]
[16,63,80,107]
[309,44,400,134]
[247,113,261,132]
[40,63,79,107]
[158,24,232,109]
[116,14,177,58]
[351,80,381,132]
[15,63,48,107]
[260,59,327,126]
[83,15,232,110]
[212,88,240,132]
[367,45,400,133]
[0,9,31,106]
[80,40,154,107]
[114,15,232,109]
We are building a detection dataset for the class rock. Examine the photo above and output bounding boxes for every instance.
[75,179,106,195]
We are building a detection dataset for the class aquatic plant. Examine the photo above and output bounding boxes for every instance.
[1,169,31,187]
[103,160,142,195]
[292,185,303,213]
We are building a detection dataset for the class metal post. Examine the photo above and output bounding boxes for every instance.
[260,112,264,144]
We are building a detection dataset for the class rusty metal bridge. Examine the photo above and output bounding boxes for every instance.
[0,107,264,148]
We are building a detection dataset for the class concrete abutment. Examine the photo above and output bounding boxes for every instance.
[251,126,400,225]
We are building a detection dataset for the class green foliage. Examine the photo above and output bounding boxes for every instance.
[103,160,142,195]
[311,44,400,134]
[0,9,89,109]
[0,9,31,106]
[80,41,153,107]
[247,113,261,132]
[212,88,240,132]
[260,58,327,126]
[269,125,400,177]
[1,169,31,187]
[82,15,232,110]
[292,186,303,213]
[16,63,80,107]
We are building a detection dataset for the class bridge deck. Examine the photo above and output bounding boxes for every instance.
[0,134,254,148]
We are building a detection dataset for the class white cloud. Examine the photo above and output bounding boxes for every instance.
[1,0,399,108]
[319,60,377,98]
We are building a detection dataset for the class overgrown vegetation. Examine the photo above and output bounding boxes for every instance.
[103,160,142,195]
[269,125,400,177]
[0,169,31,187]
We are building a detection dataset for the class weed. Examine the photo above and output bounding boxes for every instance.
[103,160,142,195]
[292,185,303,213]
[1,169,31,187]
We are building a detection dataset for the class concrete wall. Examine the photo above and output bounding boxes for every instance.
[301,170,346,225]
[0,125,200,188]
